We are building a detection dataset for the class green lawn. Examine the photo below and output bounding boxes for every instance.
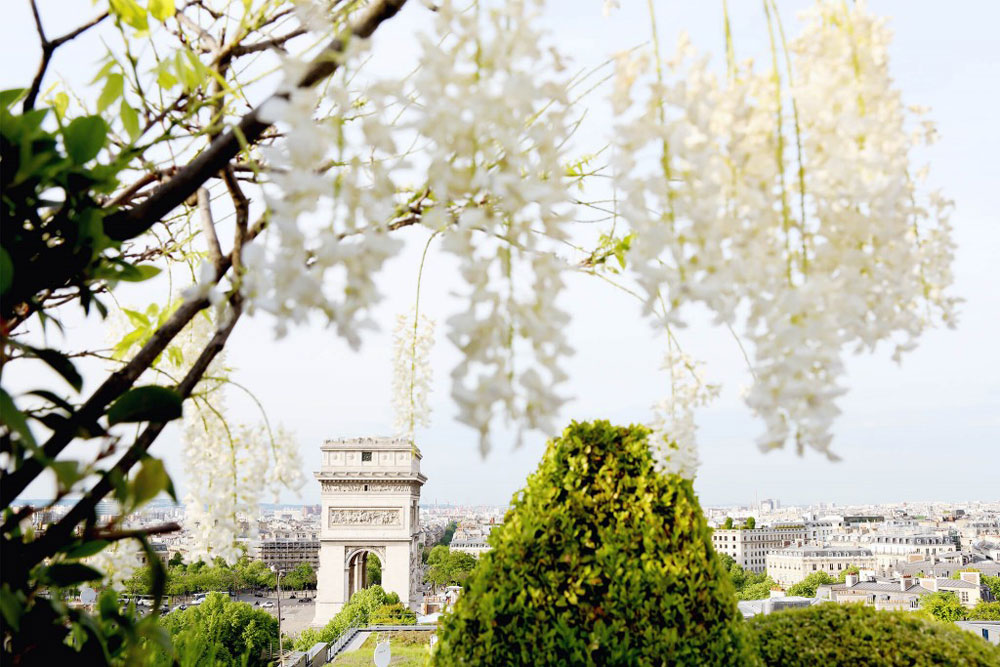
[330,631,431,666]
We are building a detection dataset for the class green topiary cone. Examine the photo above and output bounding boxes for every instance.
[431,420,756,666]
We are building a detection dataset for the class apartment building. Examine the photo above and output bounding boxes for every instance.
[711,525,808,573]
[251,538,320,573]
[766,546,875,586]
[830,532,957,574]
[818,571,991,611]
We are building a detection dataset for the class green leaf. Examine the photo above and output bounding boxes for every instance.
[122,308,150,329]
[0,88,26,110]
[42,563,104,587]
[109,0,148,31]
[0,247,12,296]
[31,347,84,392]
[107,386,183,425]
[65,539,111,560]
[148,0,175,22]
[0,388,36,448]
[132,457,169,507]
[154,62,178,90]
[93,260,161,283]
[52,91,69,120]
[120,100,140,141]
[63,116,107,164]
[51,460,82,489]
[97,73,123,113]
[166,346,183,368]
[0,585,23,633]
[133,264,161,281]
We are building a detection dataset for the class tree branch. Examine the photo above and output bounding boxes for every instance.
[86,521,181,542]
[101,0,410,242]
[23,7,109,111]
[23,299,244,566]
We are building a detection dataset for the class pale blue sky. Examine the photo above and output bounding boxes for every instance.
[3,1,997,507]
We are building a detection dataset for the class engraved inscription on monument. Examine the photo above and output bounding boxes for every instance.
[328,508,402,527]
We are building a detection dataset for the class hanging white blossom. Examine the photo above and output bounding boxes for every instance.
[243,37,405,346]
[241,0,956,464]
[153,306,305,562]
[649,345,720,479]
[413,0,576,454]
[612,1,957,459]
[391,310,435,439]
[85,538,143,591]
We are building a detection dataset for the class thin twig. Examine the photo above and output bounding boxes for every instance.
[86,521,182,542]
[23,7,109,111]
[198,187,224,271]
[101,0,410,242]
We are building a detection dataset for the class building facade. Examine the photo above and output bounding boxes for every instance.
[711,525,808,573]
[843,533,957,574]
[313,437,426,626]
[251,538,320,573]
[766,547,875,587]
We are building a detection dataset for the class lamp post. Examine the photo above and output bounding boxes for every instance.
[271,566,283,664]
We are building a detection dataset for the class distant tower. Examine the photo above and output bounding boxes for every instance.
[313,437,426,626]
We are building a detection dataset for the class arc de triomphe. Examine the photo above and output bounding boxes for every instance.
[313,437,426,626]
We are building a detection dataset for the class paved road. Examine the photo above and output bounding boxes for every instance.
[234,592,318,636]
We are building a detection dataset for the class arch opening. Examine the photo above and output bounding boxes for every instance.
[346,549,383,598]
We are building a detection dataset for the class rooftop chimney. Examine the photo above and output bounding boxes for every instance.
[960,571,981,586]
[900,575,913,591]
[845,574,858,587]
[920,577,938,592]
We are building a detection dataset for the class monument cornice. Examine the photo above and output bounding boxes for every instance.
[314,471,427,483]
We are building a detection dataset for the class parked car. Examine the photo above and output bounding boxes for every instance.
[253,592,264,598]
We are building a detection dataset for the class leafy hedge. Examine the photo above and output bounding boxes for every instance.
[292,585,415,651]
[431,421,754,666]
[749,603,1000,666]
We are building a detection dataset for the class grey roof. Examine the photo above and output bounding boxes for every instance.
[844,582,930,595]
[940,579,979,589]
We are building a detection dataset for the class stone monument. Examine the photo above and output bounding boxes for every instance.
[313,436,426,626]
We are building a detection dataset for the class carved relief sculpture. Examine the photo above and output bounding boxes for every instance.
[328,508,402,527]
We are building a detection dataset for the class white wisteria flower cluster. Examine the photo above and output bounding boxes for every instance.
[391,310,435,440]
[85,538,143,591]
[248,0,577,455]
[163,310,304,562]
[611,0,957,462]
[412,0,576,454]
[243,37,405,346]
[648,345,720,479]
[244,0,955,473]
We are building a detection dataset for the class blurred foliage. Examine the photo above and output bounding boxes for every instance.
[749,603,1000,666]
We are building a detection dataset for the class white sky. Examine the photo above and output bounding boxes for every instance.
[3,1,998,508]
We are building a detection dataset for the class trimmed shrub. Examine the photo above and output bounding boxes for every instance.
[431,420,755,666]
[293,585,403,650]
[749,603,1000,666]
